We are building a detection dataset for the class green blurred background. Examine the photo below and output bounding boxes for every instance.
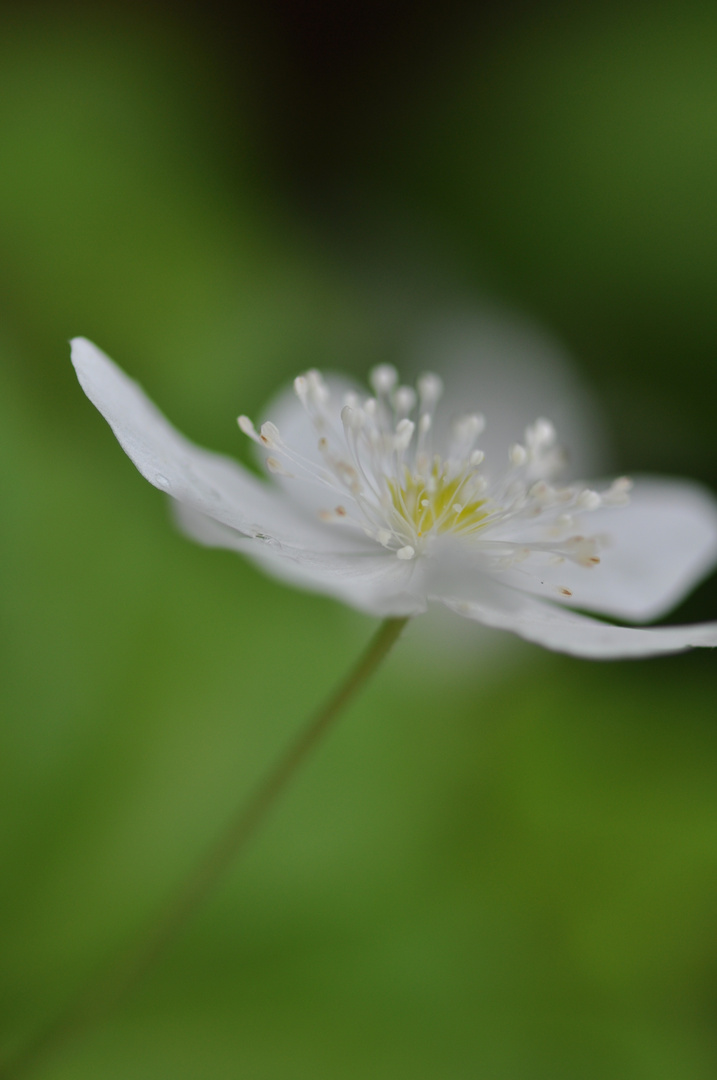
[3,2,717,1076]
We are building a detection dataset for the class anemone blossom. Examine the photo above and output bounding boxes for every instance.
[71,338,717,659]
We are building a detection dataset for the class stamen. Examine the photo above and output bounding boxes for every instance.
[394,418,415,451]
[341,405,360,432]
[370,364,398,396]
[318,505,349,523]
[259,421,281,447]
[244,364,625,573]
[417,372,443,407]
[293,375,309,404]
[393,386,417,416]
[526,418,556,449]
[602,477,632,505]
[266,457,292,476]
[306,369,329,405]
[563,535,601,566]
[577,489,602,510]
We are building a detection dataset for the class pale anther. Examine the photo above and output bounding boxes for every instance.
[527,418,556,447]
[370,364,398,395]
[417,372,443,405]
[393,386,417,414]
[577,489,602,510]
[395,418,415,449]
[341,404,361,432]
[260,421,280,447]
[293,375,308,403]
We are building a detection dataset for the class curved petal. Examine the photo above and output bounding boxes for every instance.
[492,477,717,622]
[71,338,361,552]
[174,502,427,617]
[437,578,717,660]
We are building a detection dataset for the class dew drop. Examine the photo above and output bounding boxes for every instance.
[155,474,170,490]
[254,532,279,548]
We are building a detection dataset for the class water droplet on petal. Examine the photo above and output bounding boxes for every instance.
[253,532,280,548]
[155,474,170,490]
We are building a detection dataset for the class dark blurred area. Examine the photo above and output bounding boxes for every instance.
[189,0,486,195]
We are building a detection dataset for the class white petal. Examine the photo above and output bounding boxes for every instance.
[438,579,717,660]
[499,478,717,622]
[71,339,355,552]
[174,502,427,617]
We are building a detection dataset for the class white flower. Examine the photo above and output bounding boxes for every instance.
[71,337,717,659]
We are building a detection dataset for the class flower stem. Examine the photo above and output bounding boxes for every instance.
[1,616,409,1079]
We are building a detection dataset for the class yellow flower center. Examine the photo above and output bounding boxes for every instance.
[388,461,488,540]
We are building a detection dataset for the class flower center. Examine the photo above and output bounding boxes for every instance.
[238,363,631,574]
[387,462,488,540]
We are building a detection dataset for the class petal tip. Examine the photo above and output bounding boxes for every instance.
[69,337,113,388]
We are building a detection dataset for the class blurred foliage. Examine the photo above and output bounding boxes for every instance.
[2,2,717,1078]
[344,0,717,480]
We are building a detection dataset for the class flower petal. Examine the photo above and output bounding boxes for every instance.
[496,477,717,622]
[71,338,359,552]
[174,502,427,616]
[438,578,717,659]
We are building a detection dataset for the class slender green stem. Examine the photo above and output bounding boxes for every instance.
[1,616,409,1080]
